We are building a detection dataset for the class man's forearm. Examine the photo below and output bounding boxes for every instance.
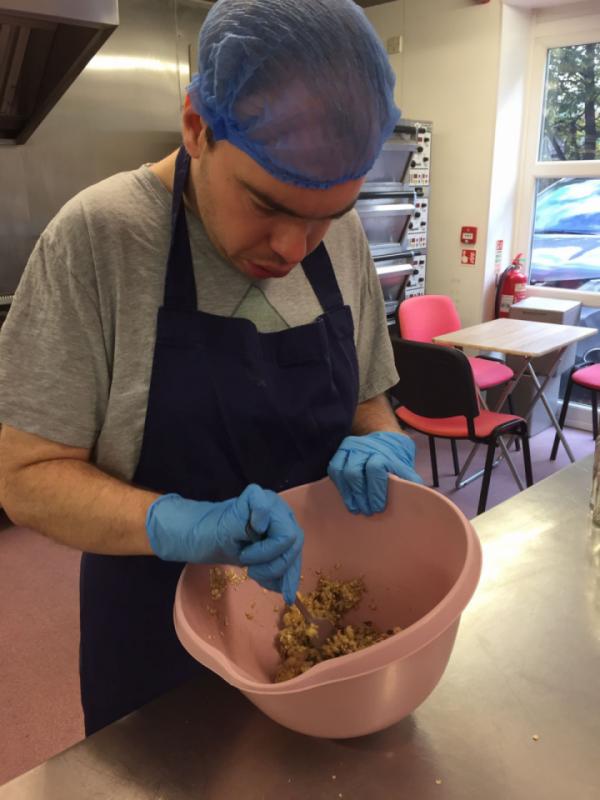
[0,394,405,554]
[1,458,159,556]
[351,393,410,436]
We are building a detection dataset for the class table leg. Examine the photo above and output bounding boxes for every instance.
[526,362,576,463]
[503,348,576,464]
[455,358,529,490]
[496,437,525,489]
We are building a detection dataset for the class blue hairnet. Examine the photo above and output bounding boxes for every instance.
[187,0,400,189]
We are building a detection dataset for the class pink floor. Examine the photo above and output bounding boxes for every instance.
[411,424,594,520]
[0,424,594,786]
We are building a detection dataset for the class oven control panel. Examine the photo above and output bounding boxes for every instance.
[407,122,432,187]
[404,254,427,298]
[405,189,429,250]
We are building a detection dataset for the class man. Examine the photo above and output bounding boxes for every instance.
[0,0,422,736]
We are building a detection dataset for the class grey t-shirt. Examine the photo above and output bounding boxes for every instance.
[0,165,398,482]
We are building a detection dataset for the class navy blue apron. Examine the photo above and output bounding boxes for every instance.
[79,146,359,735]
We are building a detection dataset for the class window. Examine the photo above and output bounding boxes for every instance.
[529,41,600,290]
[530,176,600,289]
[516,19,600,422]
[540,43,600,164]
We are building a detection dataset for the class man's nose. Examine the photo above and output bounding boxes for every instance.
[269,219,315,266]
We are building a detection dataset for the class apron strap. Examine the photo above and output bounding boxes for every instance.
[164,147,197,312]
[301,243,345,312]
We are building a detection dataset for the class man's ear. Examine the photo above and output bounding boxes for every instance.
[182,96,209,158]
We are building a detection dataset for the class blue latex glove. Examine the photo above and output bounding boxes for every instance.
[327,431,424,516]
[146,484,303,604]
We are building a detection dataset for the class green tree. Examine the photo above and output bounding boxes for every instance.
[542,42,599,161]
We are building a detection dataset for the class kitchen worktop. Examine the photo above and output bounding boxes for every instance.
[1,456,599,799]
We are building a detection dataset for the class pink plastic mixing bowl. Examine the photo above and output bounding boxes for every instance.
[174,476,482,738]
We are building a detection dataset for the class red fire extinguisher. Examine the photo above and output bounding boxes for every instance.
[495,253,528,318]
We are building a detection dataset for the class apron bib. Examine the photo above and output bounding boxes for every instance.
[79,147,359,734]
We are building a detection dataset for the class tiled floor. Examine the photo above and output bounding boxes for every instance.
[0,424,594,786]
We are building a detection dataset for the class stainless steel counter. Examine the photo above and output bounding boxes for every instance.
[2,456,599,799]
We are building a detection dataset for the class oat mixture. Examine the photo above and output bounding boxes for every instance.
[209,566,248,600]
[275,576,400,682]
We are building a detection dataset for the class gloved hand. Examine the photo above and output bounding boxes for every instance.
[146,484,303,604]
[327,431,423,516]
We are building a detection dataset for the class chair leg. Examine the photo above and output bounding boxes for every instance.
[519,423,534,487]
[428,436,439,487]
[592,391,598,442]
[507,394,520,451]
[550,373,574,460]
[450,439,460,475]
[477,441,496,515]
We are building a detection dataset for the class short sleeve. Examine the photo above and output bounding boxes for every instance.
[0,208,110,448]
[354,231,399,404]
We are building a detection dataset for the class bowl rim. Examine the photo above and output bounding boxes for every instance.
[174,477,482,695]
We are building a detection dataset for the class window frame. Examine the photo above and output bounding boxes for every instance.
[515,14,600,308]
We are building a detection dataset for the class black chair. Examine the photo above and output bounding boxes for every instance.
[389,338,533,515]
[397,294,518,472]
[550,361,600,460]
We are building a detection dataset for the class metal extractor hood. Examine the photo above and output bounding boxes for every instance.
[0,0,118,144]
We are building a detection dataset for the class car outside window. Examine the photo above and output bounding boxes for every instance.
[530,177,600,289]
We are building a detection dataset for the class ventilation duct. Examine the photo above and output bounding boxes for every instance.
[0,0,118,143]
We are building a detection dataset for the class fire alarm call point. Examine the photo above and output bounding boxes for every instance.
[460,226,478,245]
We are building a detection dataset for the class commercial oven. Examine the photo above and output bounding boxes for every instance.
[368,246,415,320]
[357,120,433,326]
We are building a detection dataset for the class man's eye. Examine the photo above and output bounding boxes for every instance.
[253,201,276,216]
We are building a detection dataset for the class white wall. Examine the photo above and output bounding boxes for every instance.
[505,0,587,8]
[534,0,600,21]
[484,5,533,319]
[362,0,405,110]
[367,0,505,326]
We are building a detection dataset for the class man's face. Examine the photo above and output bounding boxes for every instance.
[190,137,364,281]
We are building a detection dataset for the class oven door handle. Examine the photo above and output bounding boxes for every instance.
[394,123,418,136]
[376,263,414,276]
[369,203,415,213]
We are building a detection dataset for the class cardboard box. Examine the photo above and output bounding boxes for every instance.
[508,297,582,376]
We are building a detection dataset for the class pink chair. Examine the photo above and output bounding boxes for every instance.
[397,295,515,480]
[550,362,600,459]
